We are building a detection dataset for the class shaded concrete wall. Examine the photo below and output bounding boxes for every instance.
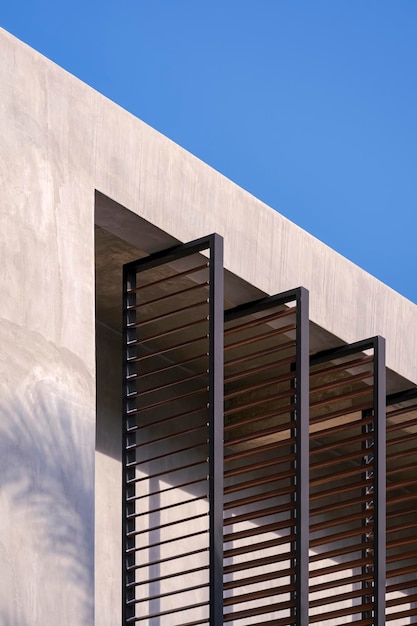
[95,323,122,626]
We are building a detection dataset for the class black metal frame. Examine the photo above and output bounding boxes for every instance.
[122,264,137,625]
[122,234,224,626]
[310,336,386,626]
[224,287,309,626]
[385,385,417,623]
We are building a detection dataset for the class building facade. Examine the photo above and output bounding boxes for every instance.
[1,28,417,625]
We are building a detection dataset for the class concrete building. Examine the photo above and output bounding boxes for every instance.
[1,27,416,626]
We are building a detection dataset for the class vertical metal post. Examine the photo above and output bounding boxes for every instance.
[374,336,386,625]
[361,408,374,621]
[295,287,309,626]
[209,234,224,626]
[122,266,137,625]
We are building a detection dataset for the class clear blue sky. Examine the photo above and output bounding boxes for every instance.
[3,1,417,302]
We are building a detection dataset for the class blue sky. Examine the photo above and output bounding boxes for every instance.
[3,1,417,302]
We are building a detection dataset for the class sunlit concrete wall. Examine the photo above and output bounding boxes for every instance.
[1,26,417,626]
[0,29,96,626]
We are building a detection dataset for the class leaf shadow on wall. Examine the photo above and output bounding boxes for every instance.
[0,379,94,625]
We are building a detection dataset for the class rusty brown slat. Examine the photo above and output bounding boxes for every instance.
[224,484,294,511]
[224,500,295,527]
[387,459,417,478]
[126,599,209,622]
[386,563,417,580]
[127,403,207,429]
[130,262,209,291]
[386,403,417,419]
[224,533,295,558]
[311,387,373,418]
[387,477,417,491]
[387,414,417,433]
[386,519,417,536]
[310,429,374,456]
[309,585,376,608]
[223,599,295,623]
[310,399,374,427]
[134,280,209,308]
[309,556,373,579]
[137,369,208,397]
[310,414,374,440]
[310,369,374,395]
[386,607,417,622]
[310,509,371,535]
[226,427,295,450]
[225,371,294,400]
[224,453,295,478]
[224,405,294,433]
[225,324,296,352]
[386,579,417,594]
[127,581,209,605]
[310,540,371,563]
[310,447,372,471]
[224,518,295,544]
[225,468,295,495]
[310,492,373,518]
[127,546,209,572]
[127,494,208,520]
[310,463,374,489]
[386,492,417,507]
[138,315,209,346]
[125,563,209,588]
[387,431,417,448]
[225,354,295,384]
[224,340,295,368]
[134,385,207,413]
[224,306,295,336]
[225,387,293,417]
[223,565,295,590]
[386,447,417,464]
[128,511,209,537]
[310,355,374,379]
[310,477,369,502]
[223,582,295,606]
[134,333,209,362]
[129,299,209,328]
[127,528,208,553]
[309,601,374,623]
[129,315,208,348]
[225,443,296,465]
[128,474,206,501]
[224,550,295,575]
[128,439,207,467]
[127,458,207,486]
[387,548,417,564]
[387,535,417,551]
[131,422,207,450]
[387,503,417,521]
[310,524,374,549]
[136,352,208,378]
[309,571,372,594]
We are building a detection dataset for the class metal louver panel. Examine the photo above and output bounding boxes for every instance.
[385,388,417,623]
[122,234,224,626]
[223,288,309,626]
[309,337,386,625]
